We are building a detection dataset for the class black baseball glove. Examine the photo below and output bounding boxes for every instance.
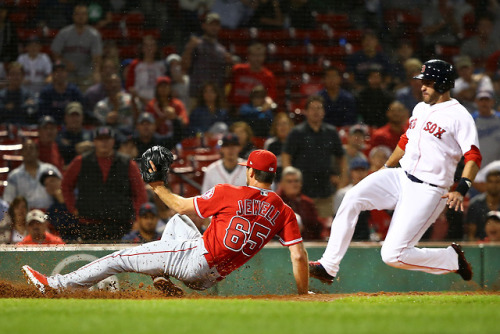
[139,145,174,185]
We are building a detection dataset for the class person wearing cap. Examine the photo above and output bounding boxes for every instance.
[133,112,182,158]
[370,101,410,152]
[56,101,93,167]
[16,35,52,95]
[0,62,37,125]
[343,124,369,168]
[3,138,62,210]
[466,169,500,241]
[484,211,500,242]
[277,166,323,240]
[181,12,232,108]
[50,3,103,92]
[125,35,166,105]
[36,115,64,172]
[61,126,148,242]
[23,149,309,295]
[37,59,84,124]
[201,133,247,193]
[472,90,500,169]
[145,76,189,136]
[17,209,65,245]
[238,84,275,138]
[452,55,493,113]
[166,53,190,109]
[228,42,277,111]
[332,157,370,240]
[282,95,348,219]
[121,202,162,243]
[94,73,139,132]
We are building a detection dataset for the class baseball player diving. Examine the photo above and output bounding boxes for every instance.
[22,148,310,295]
[310,59,482,284]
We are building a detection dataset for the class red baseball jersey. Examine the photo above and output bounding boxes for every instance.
[194,184,302,277]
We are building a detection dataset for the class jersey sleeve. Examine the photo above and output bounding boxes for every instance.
[193,184,226,219]
[456,112,480,156]
[277,209,303,246]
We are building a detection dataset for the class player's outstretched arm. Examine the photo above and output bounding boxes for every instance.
[149,181,196,215]
[383,146,405,169]
[442,160,480,212]
[289,242,309,295]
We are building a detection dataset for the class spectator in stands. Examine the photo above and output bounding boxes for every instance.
[395,58,423,113]
[228,42,277,110]
[3,138,62,210]
[263,112,294,183]
[36,115,65,172]
[0,196,28,244]
[282,95,348,219]
[281,0,316,30]
[368,145,392,174]
[421,0,468,57]
[230,121,256,159]
[0,3,18,63]
[346,30,392,90]
[452,55,494,113]
[319,66,357,127]
[0,62,37,125]
[146,76,189,136]
[484,211,500,242]
[332,157,370,241]
[181,13,232,107]
[343,124,369,167]
[356,69,394,127]
[125,35,166,105]
[17,36,52,95]
[117,135,138,160]
[188,82,230,137]
[248,0,284,29]
[472,90,500,170]
[40,169,77,242]
[94,73,140,134]
[166,54,190,110]
[61,126,148,242]
[38,61,84,125]
[391,41,415,90]
[370,101,409,151]
[239,85,275,137]
[211,0,255,29]
[466,170,500,240]
[178,0,208,42]
[201,133,247,194]
[133,112,182,158]
[122,202,163,243]
[17,209,65,245]
[460,14,500,70]
[277,166,323,240]
[51,3,103,92]
[83,57,120,114]
[56,102,93,167]
[35,0,73,30]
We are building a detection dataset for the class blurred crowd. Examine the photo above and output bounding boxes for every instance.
[0,0,499,245]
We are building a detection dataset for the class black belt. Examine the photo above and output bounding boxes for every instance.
[405,172,438,188]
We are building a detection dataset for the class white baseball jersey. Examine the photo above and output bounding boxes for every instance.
[201,159,247,194]
[17,53,52,94]
[400,99,479,188]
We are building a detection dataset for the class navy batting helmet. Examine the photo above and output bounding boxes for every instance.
[413,59,456,94]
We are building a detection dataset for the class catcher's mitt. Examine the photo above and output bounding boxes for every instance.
[139,145,174,185]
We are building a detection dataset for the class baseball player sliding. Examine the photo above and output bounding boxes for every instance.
[22,148,310,295]
[310,59,482,284]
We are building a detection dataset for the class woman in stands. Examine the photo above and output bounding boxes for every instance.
[0,196,28,244]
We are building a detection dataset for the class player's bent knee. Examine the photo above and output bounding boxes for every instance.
[380,246,400,267]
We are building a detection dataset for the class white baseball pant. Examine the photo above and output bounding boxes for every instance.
[319,168,459,277]
[48,214,221,290]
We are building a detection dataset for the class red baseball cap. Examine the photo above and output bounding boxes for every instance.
[238,150,277,173]
[156,76,171,85]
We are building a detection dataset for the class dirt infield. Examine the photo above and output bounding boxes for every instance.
[1,280,498,301]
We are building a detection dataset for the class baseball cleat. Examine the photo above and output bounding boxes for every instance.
[22,265,49,294]
[309,261,335,284]
[451,243,473,281]
[152,275,184,297]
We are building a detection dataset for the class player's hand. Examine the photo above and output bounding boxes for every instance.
[442,191,464,212]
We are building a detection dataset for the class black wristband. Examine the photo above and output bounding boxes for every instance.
[456,177,472,196]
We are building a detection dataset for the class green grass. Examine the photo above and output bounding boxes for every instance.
[1,295,499,334]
